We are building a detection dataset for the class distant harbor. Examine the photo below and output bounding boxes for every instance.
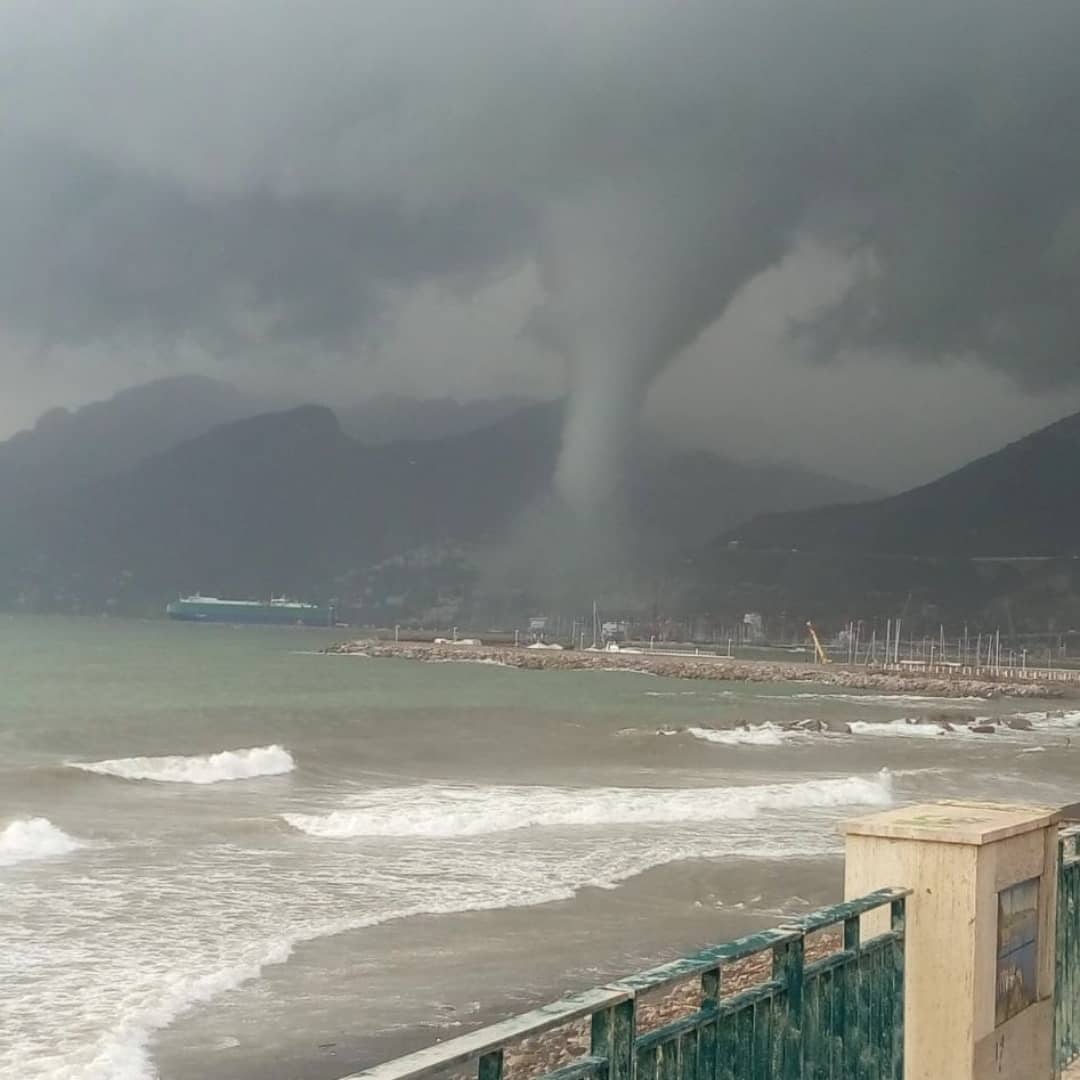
[324,639,1071,699]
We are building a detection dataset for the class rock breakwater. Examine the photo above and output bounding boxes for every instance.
[324,640,1065,700]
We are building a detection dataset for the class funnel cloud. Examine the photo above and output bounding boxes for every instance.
[2,2,1080,498]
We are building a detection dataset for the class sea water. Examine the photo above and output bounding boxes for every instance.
[2,615,1077,1080]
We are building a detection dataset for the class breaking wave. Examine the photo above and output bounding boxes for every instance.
[0,817,84,867]
[687,723,792,747]
[67,745,295,784]
[430,657,511,667]
[283,773,893,839]
[848,719,962,739]
[1012,710,1080,730]
[764,692,980,708]
[64,937,294,1080]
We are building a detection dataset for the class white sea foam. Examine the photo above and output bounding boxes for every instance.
[431,657,511,667]
[766,692,980,708]
[846,721,950,738]
[1014,710,1080,730]
[848,719,957,738]
[32,936,298,1080]
[67,745,295,784]
[687,723,792,747]
[0,818,84,867]
[283,773,893,839]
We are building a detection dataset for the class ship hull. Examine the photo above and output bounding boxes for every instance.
[165,600,332,626]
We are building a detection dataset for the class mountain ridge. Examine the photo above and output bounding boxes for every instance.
[0,375,253,502]
[724,409,1080,557]
[0,382,874,615]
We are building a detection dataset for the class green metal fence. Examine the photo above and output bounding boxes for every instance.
[342,887,909,1080]
[1057,827,1080,1069]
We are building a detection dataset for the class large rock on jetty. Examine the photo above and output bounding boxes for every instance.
[324,640,1066,700]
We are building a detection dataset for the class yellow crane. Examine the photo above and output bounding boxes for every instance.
[806,621,831,664]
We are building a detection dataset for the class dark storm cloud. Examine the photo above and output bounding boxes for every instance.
[3,1,1080,497]
[0,141,531,350]
[796,20,1080,387]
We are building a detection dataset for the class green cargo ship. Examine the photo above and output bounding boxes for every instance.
[165,594,334,627]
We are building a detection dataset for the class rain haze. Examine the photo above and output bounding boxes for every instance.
[2,1,1080,491]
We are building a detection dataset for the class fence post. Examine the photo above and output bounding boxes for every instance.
[842,801,1061,1080]
[478,1050,504,1080]
[1058,832,1080,1069]
[773,935,805,1077]
[592,998,636,1080]
[840,914,861,1080]
[890,898,905,1080]
[698,968,719,1080]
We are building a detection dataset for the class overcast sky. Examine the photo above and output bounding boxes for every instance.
[3,1,1080,491]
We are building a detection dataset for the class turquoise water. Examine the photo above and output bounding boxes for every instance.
[2,616,1076,1080]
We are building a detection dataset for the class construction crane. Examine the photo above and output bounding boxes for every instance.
[806,621,831,664]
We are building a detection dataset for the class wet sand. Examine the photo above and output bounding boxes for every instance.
[326,639,1068,700]
[153,858,844,1080]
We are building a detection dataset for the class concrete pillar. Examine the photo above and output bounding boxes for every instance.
[843,801,1061,1080]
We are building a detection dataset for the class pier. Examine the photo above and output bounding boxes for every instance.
[325,639,1075,699]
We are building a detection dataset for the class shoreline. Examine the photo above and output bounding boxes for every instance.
[324,639,1069,700]
[163,857,844,1080]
